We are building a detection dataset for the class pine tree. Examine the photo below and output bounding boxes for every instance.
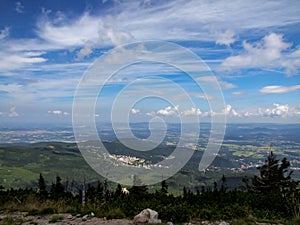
[220,174,227,192]
[130,175,147,196]
[50,175,64,199]
[38,173,47,199]
[252,151,293,194]
[251,151,300,217]
[115,183,122,198]
[160,180,168,194]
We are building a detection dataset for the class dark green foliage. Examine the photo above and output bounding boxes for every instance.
[0,153,299,223]
[252,151,293,194]
[160,180,168,194]
[251,151,300,217]
[106,208,126,219]
[50,176,65,199]
[37,173,47,199]
[129,175,147,196]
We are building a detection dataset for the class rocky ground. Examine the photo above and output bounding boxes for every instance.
[0,212,284,225]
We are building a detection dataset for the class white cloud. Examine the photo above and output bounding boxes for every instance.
[260,85,300,94]
[34,1,300,51]
[258,103,289,117]
[0,84,23,93]
[0,50,47,73]
[182,107,202,116]
[131,108,140,114]
[1,1,300,74]
[50,110,62,115]
[48,110,69,116]
[221,33,291,71]
[224,104,239,117]
[189,92,213,100]
[215,29,236,46]
[37,12,132,53]
[76,42,93,59]
[37,13,104,47]
[294,104,300,115]
[146,111,156,117]
[196,76,236,90]
[196,76,217,83]
[219,81,236,90]
[15,2,24,13]
[9,106,19,117]
[157,105,179,116]
[0,27,9,40]
[232,91,245,95]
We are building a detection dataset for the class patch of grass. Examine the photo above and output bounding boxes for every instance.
[231,218,256,225]
[40,207,55,215]
[49,214,64,223]
[27,209,39,216]
[284,216,300,225]
[106,208,126,219]
[0,217,23,225]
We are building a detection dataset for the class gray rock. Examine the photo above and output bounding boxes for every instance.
[219,222,230,225]
[82,214,89,221]
[148,218,161,223]
[0,215,6,220]
[133,208,159,224]
[167,222,174,225]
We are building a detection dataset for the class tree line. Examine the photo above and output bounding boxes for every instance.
[0,152,299,223]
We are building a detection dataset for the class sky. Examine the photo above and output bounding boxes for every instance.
[0,0,300,126]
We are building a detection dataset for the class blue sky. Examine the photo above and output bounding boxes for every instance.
[0,0,300,125]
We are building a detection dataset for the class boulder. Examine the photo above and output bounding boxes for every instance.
[133,208,159,224]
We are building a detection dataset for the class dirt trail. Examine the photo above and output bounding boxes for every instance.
[1,213,133,225]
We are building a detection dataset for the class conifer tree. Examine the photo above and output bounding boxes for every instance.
[38,173,47,199]
[252,151,293,194]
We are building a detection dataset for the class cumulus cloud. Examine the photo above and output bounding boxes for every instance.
[182,107,202,116]
[48,110,69,116]
[15,2,24,13]
[9,106,19,117]
[294,104,300,115]
[0,27,9,40]
[131,108,140,114]
[221,33,300,75]
[258,103,289,117]
[260,85,300,94]
[215,29,236,46]
[76,42,93,59]
[146,111,156,117]
[224,104,239,117]
[157,105,179,116]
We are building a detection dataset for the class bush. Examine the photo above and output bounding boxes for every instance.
[40,207,55,215]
